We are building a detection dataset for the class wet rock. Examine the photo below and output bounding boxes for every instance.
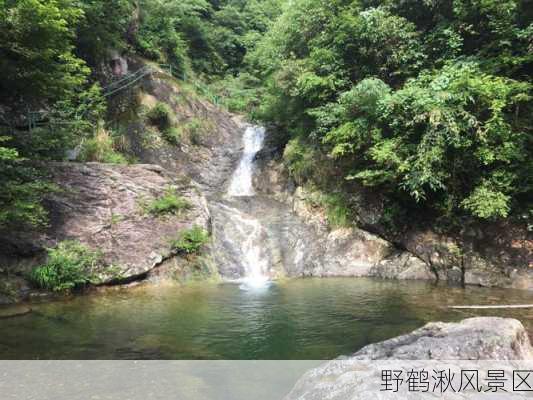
[210,196,322,280]
[0,275,31,304]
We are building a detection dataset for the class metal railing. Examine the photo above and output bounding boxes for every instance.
[25,63,222,132]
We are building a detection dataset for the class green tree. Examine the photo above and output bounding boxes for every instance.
[76,0,135,65]
[0,0,88,103]
[243,0,532,227]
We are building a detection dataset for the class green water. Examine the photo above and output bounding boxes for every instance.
[1,278,532,360]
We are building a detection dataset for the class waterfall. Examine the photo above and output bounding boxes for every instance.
[216,203,271,289]
[227,126,266,197]
[224,125,270,289]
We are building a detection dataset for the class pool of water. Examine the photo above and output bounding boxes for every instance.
[1,278,532,359]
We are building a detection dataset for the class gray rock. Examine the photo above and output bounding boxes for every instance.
[286,318,533,400]
[370,253,434,281]
[210,196,323,280]
[352,317,532,360]
[0,163,212,293]
[247,184,437,281]
[403,230,533,289]
[320,228,394,277]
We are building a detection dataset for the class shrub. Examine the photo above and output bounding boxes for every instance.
[461,183,511,219]
[324,193,352,228]
[162,127,182,145]
[186,118,205,146]
[283,139,317,184]
[145,187,191,216]
[146,102,172,131]
[307,190,352,228]
[29,241,101,292]
[323,62,532,220]
[170,226,209,255]
[78,125,128,164]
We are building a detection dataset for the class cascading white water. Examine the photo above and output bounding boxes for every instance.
[217,203,270,289]
[225,125,270,289]
[227,126,266,197]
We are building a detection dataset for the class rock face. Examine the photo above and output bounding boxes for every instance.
[255,183,436,281]
[0,59,246,302]
[251,154,440,281]
[0,163,212,302]
[207,193,435,281]
[286,318,533,400]
[254,146,532,289]
[402,229,533,290]
[112,57,244,196]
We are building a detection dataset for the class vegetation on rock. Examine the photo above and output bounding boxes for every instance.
[0,0,280,228]
[146,102,173,132]
[144,187,192,216]
[29,241,102,292]
[78,124,129,164]
[171,226,210,255]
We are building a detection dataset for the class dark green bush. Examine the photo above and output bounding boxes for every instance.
[161,127,182,145]
[0,143,56,228]
[29,241,101,292]
[170,226,209,255]
[146,102,173,132]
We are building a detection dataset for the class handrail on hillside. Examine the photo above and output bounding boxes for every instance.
[25,62,221,132]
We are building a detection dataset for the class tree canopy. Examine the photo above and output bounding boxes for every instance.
[239,0,532,227]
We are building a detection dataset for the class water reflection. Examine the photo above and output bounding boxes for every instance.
[0,278,531,360]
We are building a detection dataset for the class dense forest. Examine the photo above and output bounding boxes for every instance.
[235,0,533,232]
[0,0,531,234]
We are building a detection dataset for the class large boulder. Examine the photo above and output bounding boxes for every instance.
[0,162,212,301]
[286,318,533,400]
[352,317,532,360]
